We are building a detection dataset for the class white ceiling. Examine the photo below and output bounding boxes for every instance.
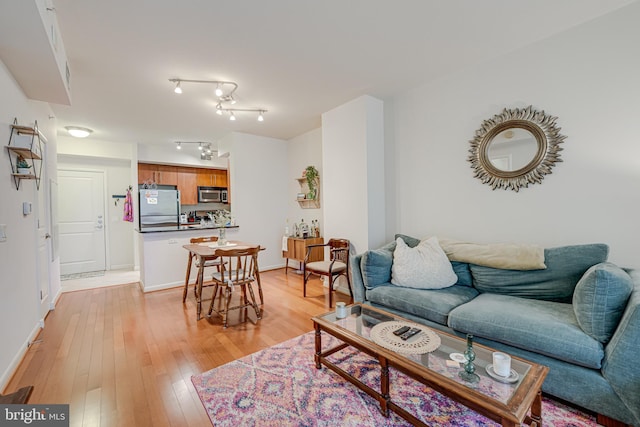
[42,0,635,145]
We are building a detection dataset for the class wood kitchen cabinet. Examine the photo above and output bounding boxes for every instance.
[138,163,177,185]
[138,163,230,206]
[177,167,197,205]
[283,237,324,273]
[138,163,156,184]
[196,168,228,188]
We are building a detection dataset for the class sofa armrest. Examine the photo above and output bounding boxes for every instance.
[350,253,366,303]
[602,268,640,426]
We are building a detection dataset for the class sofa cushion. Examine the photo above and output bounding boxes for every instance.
[573,262,633,344]
[451,262,473,286]
[393,234,473,287]
[391,237,457,289]
[448,293,604,369]
[366,284,479,326]
[470,244,609,302]
[360,241,395,290]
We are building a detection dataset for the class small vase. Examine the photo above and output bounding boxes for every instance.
[459,334,480,383]
[218,227,227,246]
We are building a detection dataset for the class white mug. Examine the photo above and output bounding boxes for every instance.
[335,302,347,319]
[493,352,512,377]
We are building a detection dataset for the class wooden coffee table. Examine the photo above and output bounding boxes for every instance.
[312,304,548,427]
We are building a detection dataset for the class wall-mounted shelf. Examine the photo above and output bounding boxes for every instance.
[296,177,320,209]
[6,118,45,190]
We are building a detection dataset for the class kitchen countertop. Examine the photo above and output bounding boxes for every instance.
[136,225,239,233]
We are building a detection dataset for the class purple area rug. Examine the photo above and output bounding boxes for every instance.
[192,332,597,426]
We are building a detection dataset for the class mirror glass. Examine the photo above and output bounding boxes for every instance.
[487,128,538,172]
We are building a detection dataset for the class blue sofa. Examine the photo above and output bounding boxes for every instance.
[351,235,640,426]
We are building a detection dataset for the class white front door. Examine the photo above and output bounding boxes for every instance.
[58,170,106,275]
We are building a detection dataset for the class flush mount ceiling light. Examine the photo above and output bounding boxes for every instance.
[169,77,267,121]
[65,126,93,138]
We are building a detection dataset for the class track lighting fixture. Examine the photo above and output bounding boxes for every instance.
[175,141,217,159]
[169,77,267,122]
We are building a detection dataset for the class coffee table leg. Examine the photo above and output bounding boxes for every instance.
[379,356,390,417]
[314,324,322,369]
[530,390,542,427]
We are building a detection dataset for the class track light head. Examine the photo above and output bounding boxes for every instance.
[176,142,182,150]
[174,81,182,94]
[215,84,223,97]
[229,111,236,121]
[198,143,203,150]
[257,111,264,122]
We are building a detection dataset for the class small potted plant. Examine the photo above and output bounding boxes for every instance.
[16,156,32,175]
[304,165,319,200]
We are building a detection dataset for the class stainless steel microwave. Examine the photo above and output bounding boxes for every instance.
[198,186,228,203]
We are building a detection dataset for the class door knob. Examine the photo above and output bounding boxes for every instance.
[45,233,51,239]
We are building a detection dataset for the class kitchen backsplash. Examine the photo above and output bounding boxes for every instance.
[182,202,229,213]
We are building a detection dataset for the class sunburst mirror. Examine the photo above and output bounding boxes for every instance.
[468,106,566,192]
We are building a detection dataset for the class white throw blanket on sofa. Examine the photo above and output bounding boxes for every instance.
[438,238,546,270]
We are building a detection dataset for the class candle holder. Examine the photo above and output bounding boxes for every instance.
[459,334,480,383]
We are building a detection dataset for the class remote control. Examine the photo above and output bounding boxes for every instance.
[393,326,411,336]
[400,327,421,341]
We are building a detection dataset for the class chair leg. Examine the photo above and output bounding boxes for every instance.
[208,283,218,315]
[222,287,232,328]
[328,275,334,308]
[246,283,262,320]
[254,271,264,305]
[303,271,308,297]
[346,272,354,303]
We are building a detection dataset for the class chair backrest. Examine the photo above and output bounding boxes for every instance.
[190,236,218,244]
[213,246,260,284]
[328,238,350,264]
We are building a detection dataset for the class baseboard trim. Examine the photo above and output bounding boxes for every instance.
[0,323,41,392]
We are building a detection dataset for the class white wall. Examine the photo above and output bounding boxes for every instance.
[0,59,58,389]
[287,128,323,254]
[391,2,640,268]
[322,95,385,255]
[224,132,289,270]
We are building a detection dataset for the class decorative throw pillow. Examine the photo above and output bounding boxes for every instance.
[573,262,633,344]
[360,241,396,290]
[391,236,457,289]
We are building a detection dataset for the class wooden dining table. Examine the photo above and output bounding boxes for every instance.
[183,241,264,320]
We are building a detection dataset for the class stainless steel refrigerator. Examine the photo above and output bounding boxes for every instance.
[138,189,180,231]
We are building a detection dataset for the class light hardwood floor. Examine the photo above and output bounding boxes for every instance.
[5,269,349,427]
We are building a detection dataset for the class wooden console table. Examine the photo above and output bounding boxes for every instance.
[283,237,324,274]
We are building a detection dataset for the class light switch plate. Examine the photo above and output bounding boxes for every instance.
[23,202,32,215]
[0,224,6,242]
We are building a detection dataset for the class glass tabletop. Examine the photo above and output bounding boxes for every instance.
[316,304,532,405]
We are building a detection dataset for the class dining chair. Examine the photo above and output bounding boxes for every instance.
[183,236,223,303]
[207,245,262,328]
[303,238,352,308]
